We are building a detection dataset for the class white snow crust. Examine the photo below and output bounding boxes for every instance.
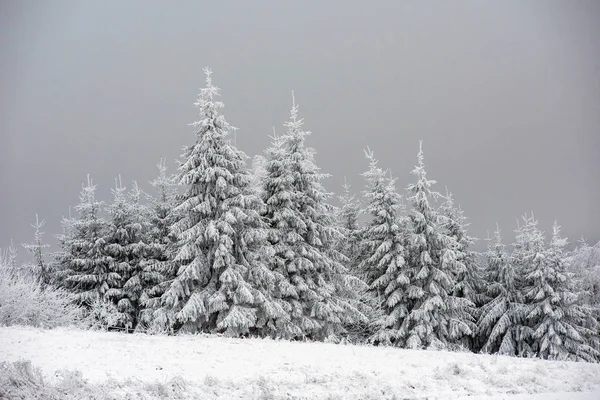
[1,326,599,399]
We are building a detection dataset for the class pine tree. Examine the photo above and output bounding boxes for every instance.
[55,176,117,305]
[335,176,379,343]
[104,178,157,330]
[440,191,485,353]
[259,95,365,340]
[250,153,268,198]
[568,239,600,356]
[524,222,599,361]
[160,68,280,336]
[356,149,407,345]
[569,239,600,315]
[479,214,547,357]
[139,159,181,331]
[21,214,50,284]
[336,177,362,275]
[508,213,547,356]
[478,224,527,355]
[52,210,75,287]
[1,241,19,273]
[392,141,474,349]
[440,191,484,307]
[258,131,297,338]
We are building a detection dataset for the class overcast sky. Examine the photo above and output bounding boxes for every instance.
[1,0,599,260]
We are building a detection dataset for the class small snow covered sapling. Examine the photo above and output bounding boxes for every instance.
[21,214,51,284]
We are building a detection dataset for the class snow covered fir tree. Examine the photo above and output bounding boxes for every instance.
[370,142,475,349]
[440,190,485,311]
[21,214,51,284]
[53,176,117,306]
[103,178,158,331]
[15,68,598,363]
[439,190,486,350]
[138,159,181,331]
[258,95,365,340]
[155,68,284,336]
[356,148,407,345]
[335,178,362,277]
[478,224,528,356]
[535,222,598,360]
[335,177,378,341]
[517,217,597,361]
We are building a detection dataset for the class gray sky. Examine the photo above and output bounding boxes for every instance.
[1,0,599,261]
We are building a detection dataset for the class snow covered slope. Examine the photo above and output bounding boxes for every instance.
[1,326,599,399]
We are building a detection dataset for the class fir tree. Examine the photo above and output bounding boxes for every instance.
[139,159,181,331]
[55,176,117,305]
[507,213,546,356]
[356,149,407,345]
[6,241,18,271]
[569,239,600,317]
[259,95,365,340]
[439,191,484,306]
[104,178,157,330]
[524,222,598,361]
[391,141,474,349]
[102,177,129,326]
[250,153,268,198]
[358,149,406,290]
[258,131,297,338]
[21,214,50,284]
[336,177,362,275]
[52,210,75,287]
[479,214,544,357]
[568,239,600,356]
[335,177,378,342]
[160,68,280,336]
[478,225,527,355]
[1,241,19,274]
[440,190,485,352]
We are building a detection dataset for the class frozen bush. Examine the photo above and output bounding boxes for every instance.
[83,298,127,331]
[0,251,83,328]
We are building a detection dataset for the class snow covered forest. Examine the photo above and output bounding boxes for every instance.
[4,68,600,364]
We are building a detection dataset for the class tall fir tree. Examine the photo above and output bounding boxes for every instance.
[55,176,117,305]
[52,208,75,287]
[479,214,547,357]
[250,153,268,198]
[160,68,281,336]
[478,225,527,355]
[523,221,598,361]
[259,95,364,340]
[102,178,129,326]
[568,239,600,335]
[439,191,484,306]
[139,159,181,331]
[335,177,362,276]
[335,177,380,342]
[356,149,407,345]
[440,190,484,352]
[104,178,157,330]
[258,131,298,337]
[394,141,474,349]
[507,213,547,356]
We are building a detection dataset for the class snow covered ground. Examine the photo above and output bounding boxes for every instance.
[1,326,599,400]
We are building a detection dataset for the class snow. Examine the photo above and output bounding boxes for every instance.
[1,326,599,399]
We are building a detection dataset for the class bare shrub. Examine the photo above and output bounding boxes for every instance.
[0,251,83,328]
[0,360,200,400]
[83,298,124,331]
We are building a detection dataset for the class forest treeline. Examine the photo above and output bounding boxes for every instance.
[12,69,600,362]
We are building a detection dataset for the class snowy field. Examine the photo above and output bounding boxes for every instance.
[1,326,599,400]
